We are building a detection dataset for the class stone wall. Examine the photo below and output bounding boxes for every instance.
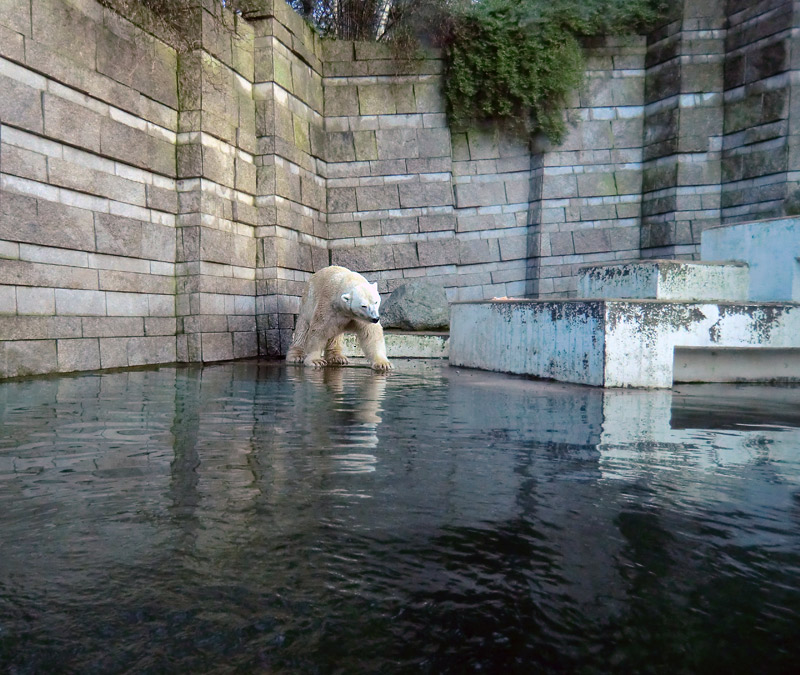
[3,0,800,377]
[0,0,182,378]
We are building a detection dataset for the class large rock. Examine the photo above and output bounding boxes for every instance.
[381,281,449,330]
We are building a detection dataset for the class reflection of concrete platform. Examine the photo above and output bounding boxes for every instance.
[450,300,800,388]
[343,330,449,359]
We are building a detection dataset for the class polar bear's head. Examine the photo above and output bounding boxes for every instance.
[341,281,381,323]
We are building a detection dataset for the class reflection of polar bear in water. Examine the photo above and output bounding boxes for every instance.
[287,367,387,452]
[286,266,393,371]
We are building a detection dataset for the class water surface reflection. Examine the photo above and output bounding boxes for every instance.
[1,361,799,673]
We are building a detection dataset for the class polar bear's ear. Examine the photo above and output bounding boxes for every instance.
[341,293,351,304]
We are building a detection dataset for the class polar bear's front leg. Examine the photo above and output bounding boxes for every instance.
[354,322,393,371]
[302,329,330,368]
[324,334,349,366]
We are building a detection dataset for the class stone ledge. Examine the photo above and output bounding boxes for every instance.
[342,330,449,359]
[578,259,749,302]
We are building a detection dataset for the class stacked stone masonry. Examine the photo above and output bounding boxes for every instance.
[1,0,800,377]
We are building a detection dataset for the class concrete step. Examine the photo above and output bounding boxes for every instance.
[701,216,800,302]
[577,259,749,302]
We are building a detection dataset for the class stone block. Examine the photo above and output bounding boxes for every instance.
[459,238,500,265]
[356,185,400,211]
[548,232,575,256]
[16,287,55,315]
[577,173,617,197]
[417,128,451,158]
[504,178,531,204]
[3,339,58,378]
[95,213,144,258]
[0,285,14,314]
[499,235,528,261]
[414,82,445,113]
[391,242,419,268]
[57,338,100,372]
[299,174,324,212]
[376,128,418,159]
[43,94,102,152]
[328,186,357,213]
[467,128,500,160]
[326,131,356,162]
[0,75,43,134]
[419,214,456,232]
[573,229,612,255]
[398,182,453,208]
[1,144,47,182]
[331,244,394,272]
[106,291,149,317]
[55,289,106,316]
[32,0,97,68]
[542,174,578,199]
[82,317,144,338]
[353,131,378,161]
[454,181,506,208]
[359,85,396,115]
[418,238,459,266]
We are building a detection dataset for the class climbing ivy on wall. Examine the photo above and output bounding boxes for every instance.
[440,0,669,142]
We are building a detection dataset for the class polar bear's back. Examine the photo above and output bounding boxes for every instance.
[312,265,370,291]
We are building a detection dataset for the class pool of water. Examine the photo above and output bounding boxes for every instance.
[1,359,800,673]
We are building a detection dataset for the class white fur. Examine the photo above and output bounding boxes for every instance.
[286,266,393,371]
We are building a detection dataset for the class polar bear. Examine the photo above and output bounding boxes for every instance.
[286,266,393,371]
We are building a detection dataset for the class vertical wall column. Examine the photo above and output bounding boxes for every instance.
[640,0,725,259]
[175,0,259,363]
[527,36,646,298]
[722,0,800,221]
[245,0,327,358]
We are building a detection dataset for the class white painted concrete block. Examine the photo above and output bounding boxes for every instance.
[702,216,800,301]
[450,299,800,388]
[578,260,749,302]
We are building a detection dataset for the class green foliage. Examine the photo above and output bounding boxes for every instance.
[441,0,667,142]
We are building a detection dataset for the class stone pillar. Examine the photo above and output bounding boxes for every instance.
[723,0,800,222]
[244,0,327,357]
[175,0,259,363]
[640,0,725,259]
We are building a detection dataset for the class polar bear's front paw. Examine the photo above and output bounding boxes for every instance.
[371,358,393,371]
[326,355,349,366]
[286,350,304,364]
[304,357,328,368]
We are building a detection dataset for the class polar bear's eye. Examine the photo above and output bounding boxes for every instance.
[361,304,368,308]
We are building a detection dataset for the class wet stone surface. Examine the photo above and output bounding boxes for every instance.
[1,360,800,673]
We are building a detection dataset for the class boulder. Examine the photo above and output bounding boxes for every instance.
[380,281,449,330]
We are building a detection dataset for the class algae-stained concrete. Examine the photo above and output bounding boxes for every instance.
[578,260,749,302]
[450,299,800,388]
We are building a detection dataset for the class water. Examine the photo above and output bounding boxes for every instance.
[1,360,800,674]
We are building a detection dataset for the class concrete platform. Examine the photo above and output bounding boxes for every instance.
[449,299,800,388]
[578,260,749,302]
[342,330,449,359]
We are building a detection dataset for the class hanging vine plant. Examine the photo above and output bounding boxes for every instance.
[438,0,669,143]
